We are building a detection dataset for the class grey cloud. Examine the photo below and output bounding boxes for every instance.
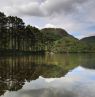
[41,0,89,16]
[0,0,45,16]
[0,0,90,17]
[0,0,95,38]
[16,2,44,16]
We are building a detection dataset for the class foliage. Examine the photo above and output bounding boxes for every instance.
[80,36,95,52]
[0,11,95,54]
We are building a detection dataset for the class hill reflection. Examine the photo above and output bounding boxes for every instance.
[0,54,95,96]
[0,55,71,96]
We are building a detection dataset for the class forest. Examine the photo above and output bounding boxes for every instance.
[0,12,95,55]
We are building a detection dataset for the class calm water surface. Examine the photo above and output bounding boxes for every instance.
[0,53,95,97]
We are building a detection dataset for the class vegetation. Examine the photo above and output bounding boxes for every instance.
[80,36,95,52]
[0,56,65,95]
[0,53,95,95]
[0,11,95,54]
[0,12,44,54]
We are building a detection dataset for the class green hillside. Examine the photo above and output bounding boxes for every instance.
[81,36,95,45]
[80,36,95,52]
[41,28,91,53]
[0,11,95,54]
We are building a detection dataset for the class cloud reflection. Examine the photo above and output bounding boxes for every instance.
[1,66,95,97]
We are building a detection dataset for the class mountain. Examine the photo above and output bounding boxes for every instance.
[80,36,95,53]
[41,28,68,36]
[40,28,88,53]
[80,36,95,46]
[41,28,78,41]
[41,28,69,42]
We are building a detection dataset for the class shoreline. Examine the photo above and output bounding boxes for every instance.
[0,50,95,57]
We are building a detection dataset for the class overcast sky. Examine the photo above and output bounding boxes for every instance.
[0,0,95,39]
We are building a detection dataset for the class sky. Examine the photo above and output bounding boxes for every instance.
[0,0,95,39]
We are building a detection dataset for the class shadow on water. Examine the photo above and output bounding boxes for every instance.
[0,53,95,96]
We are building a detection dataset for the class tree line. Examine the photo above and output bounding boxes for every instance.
[0,12,46,53]
[0,11,95,54]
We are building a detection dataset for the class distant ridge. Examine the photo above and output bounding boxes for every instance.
[80,36,95,46]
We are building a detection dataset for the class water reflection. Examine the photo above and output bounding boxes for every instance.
[0,56,64,96]
[1,66,95,97]
[0,53,95,97]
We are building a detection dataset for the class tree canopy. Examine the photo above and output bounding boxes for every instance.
[0,11,95,54]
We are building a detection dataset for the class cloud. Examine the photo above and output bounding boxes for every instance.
[0,1,44,16]
[0,0,95,38]
[41,0,88,16]
[16,2,44,16]
[0,0,90,17]
[44,24,57,28]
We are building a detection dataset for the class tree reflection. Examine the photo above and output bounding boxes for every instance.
[0,56,66,96]
[0,54,95,96]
